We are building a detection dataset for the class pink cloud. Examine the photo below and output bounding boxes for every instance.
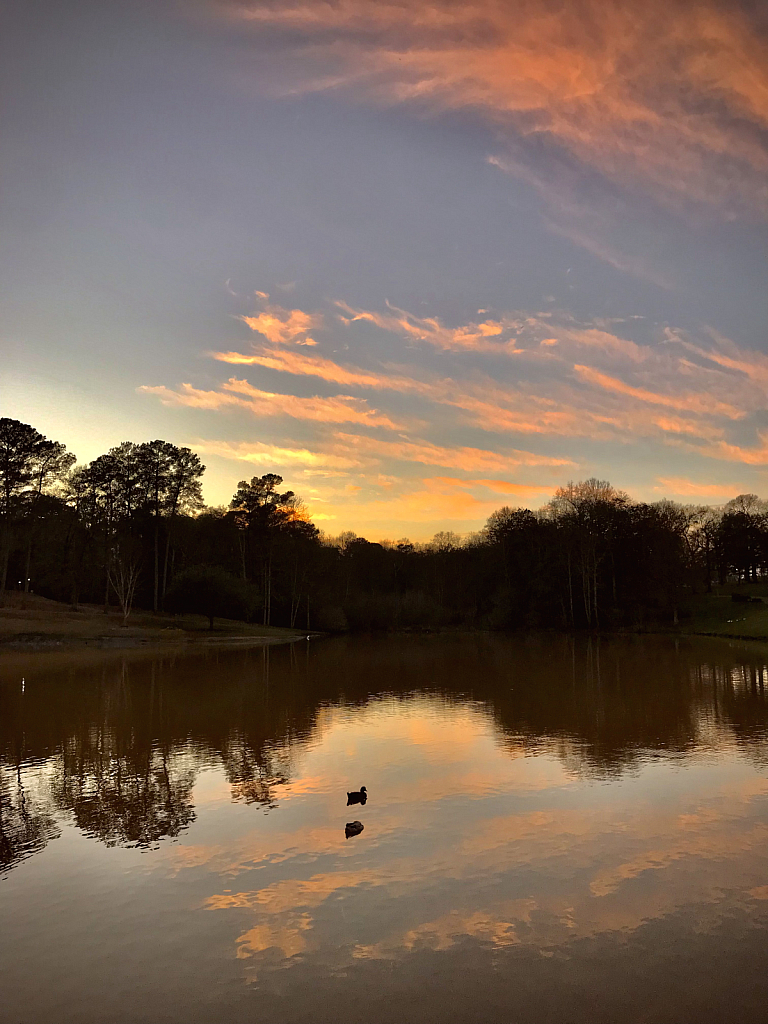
[221,0,768,221]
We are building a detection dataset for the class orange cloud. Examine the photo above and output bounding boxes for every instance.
[212,346,411,390]
[336,299,519,354]
[427,477,555,498]
[239,304,321,344]
[679,330,768,392]
[190,694,768,976]
[140,379,405,428]
[154,293,768,508]
[190,438,362,472]
[294,474,560,528]
[573,365,745,418]
[654,477,744,498]
[331,432,572,472]
[210,338,595,437]
[687,431,768,467]
[222,0,768,221]
[649,415,723,439]
[222,378,406,427]
[210,323,747,447]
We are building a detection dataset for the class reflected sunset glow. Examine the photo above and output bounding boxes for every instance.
[2,636,768,1021]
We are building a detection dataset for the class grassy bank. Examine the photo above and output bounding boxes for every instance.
[674,585,768,643]
[0,593,312,650]
[6,586,768,654]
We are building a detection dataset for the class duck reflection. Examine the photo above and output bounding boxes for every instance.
[0,635,767,872]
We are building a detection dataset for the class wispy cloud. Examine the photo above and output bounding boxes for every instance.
[212,346,407,388]
[139,379,406,428]
[428,477,555,498]
[150,289,768,533]
[220,0,768,221]
[331,432,572,473]
[211,345,584,436]
[654,477,746,499]
[684,432,768,467]
[336,300,521,354]
[190,438,362,472]
[572,365,745,419]
[208,296,767,454]
[239,303,321,345]
[189,436,568,522]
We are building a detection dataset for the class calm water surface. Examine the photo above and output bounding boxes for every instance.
[2,634,768,1023]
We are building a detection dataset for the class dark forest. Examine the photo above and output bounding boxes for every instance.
[2,416,766,632]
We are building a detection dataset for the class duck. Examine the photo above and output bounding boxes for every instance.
[346,785,367,806]
[345,820,364,839]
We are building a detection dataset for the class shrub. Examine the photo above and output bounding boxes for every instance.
[165,565,251,628]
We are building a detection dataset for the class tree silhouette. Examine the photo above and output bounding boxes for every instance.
[0,418,75,603]
[165,564,251,628]
[7,415,768,634]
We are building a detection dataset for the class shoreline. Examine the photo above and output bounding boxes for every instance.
[0,631,314,652]
[0,594,317,653]
[5,590,768,654]
[4,624,768,656]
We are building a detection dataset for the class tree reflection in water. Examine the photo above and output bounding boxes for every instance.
[1,635,767,872]
[0,763,60,877]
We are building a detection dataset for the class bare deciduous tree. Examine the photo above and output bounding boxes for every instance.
[108,545,142,625]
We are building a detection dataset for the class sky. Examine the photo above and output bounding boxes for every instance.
[2,0,767,539]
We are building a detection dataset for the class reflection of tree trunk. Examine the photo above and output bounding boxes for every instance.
[153,518,159,614]
[593,554,599,629]
[262,642,270,691]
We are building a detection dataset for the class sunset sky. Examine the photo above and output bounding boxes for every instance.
[2,0,767,538]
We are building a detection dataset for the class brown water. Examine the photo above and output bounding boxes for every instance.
[1,634,768,1024]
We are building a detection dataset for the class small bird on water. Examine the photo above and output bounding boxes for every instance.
[345,820,364,838]
[347,785,367,806]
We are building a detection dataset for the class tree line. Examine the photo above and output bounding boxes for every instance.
[1,416,767,631]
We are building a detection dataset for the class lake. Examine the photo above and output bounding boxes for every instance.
[1,634,768,1023]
